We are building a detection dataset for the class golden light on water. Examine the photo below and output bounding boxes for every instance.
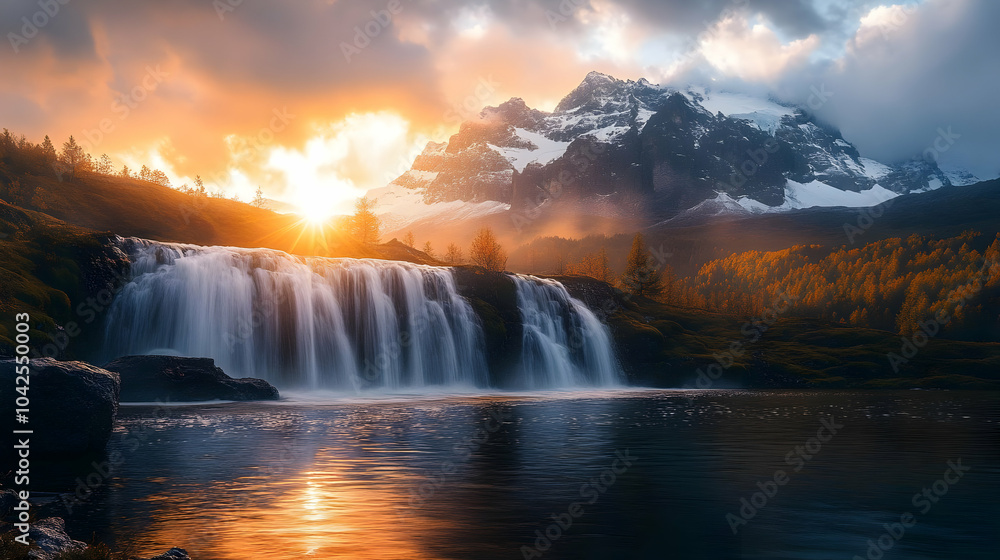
[133,457,444,559]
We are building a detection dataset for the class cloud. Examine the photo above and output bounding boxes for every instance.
[699,14,821,82]
[811,0,1000,176]
[0,0,995,211]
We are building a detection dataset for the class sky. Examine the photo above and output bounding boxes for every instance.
[1,0,996,216]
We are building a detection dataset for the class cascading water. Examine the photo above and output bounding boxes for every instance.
[103,239,487,390]
[510,275,623,388]
[102,238,623,391]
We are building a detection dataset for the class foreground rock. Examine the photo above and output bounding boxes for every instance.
[0,359,120,457]
[103,355,279,402]
[133,548,191,560]
[26,517,87,559]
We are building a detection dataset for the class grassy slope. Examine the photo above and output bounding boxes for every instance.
[0,200,128,356]
[16,170,437,263]
[556,274,1000,389]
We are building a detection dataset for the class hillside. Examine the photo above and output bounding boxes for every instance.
[511,178,1000,277]
[0,165,438,264]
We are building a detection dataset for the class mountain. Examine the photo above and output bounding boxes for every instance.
[371,71,981,236]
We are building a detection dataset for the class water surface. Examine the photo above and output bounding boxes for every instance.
[60,390,1000,559]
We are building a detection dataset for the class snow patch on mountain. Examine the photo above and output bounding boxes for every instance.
[490,128,571,172]
[688,88,794,134]
[860,158,894,180]
[367,183,510,232]
[780,179,898,210]
[940,166,982,187]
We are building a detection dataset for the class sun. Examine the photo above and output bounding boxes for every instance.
[298,201,336,225]
[293,184,341,225]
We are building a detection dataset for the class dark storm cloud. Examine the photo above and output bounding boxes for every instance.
[799,0,1000,177]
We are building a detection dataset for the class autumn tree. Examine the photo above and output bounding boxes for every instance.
[621,233,664,297]
[139,165,152,182]
[571,247,615,283]
[119,165,131,178]
[403,231,415,248]
[445,243,463,264]
[351,196,381,245]
[470,227,507,274]
[422,241,435,258]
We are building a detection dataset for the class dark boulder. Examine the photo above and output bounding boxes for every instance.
[0,358,119,458]
[103,355,279,402]
[133,548,191,560]
[27,517,87,559]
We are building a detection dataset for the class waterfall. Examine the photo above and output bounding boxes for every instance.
[102,239,622,391]
[510,275,623,389]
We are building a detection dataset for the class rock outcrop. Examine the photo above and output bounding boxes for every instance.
[0,358,120,457]
[103,355,279,402]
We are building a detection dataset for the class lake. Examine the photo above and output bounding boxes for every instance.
[54,389,999,559]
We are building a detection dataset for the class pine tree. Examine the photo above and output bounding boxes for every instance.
[40,135,56,163]
[422,241,435,258]
[60,136,89,177]
[621,233,664,297]
[194,175,206,196]
[119,165,131,178]
[95,154,113,175]
[403,231,415,248]
[350,196,381,245]
[151,169,171,187]
[251,186,268,209]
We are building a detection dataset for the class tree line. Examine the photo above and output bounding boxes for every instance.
[0,129,269,209]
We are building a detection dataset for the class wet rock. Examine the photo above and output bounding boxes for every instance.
[27,517,87,559]
[103,355,279,402]
[0,358,120,457]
